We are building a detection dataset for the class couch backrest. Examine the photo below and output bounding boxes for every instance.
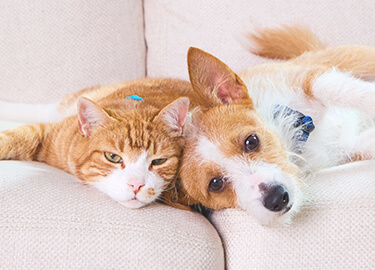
[1,1,375,104]
[0,1,146,103]
[144,0,375,80]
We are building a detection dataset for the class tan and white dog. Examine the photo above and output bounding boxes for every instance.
[1,26,374,225]
[171,26,375,225]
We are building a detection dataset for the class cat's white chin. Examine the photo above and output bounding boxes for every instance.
[118,198,146,209]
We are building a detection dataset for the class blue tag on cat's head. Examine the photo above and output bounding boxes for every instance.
[126,95,143,101]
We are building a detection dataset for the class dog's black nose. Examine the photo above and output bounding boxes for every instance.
[262,185,289,212]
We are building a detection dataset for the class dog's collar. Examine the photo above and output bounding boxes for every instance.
[126,94,143,101]
[273,105,315,154]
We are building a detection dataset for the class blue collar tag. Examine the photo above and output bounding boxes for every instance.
[273,105,315,154]
[126,95,143,101]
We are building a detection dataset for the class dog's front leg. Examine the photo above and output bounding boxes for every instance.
[312,69,375,117]
[347,127,375,161]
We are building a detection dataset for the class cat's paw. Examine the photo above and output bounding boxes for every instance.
[0,133,12,160]
[0,134,6,159]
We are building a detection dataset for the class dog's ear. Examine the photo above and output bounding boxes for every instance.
[187,47,253,109]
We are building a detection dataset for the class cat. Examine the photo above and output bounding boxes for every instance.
[0,78,192,209]
[5,39,374,225]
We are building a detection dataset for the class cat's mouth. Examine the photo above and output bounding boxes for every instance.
[118,198,146,209]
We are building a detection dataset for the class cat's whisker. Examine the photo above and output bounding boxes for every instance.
[0,78,190,209]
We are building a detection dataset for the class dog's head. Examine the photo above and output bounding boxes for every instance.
[178,47,302,225]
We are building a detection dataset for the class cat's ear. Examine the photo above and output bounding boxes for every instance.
[77,97,112,137]
[187,47,253,110]
[154,97,190,136]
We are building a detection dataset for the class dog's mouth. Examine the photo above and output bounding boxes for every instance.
[283,204,293,214]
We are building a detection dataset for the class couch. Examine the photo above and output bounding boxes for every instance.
[1,1,374,269]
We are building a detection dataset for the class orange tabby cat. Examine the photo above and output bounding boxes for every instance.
[0,78,192,208]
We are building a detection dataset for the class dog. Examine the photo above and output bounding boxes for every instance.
[2,26,374,225]
[167,26,375,225]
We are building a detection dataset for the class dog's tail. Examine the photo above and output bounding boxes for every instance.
[293,45,375,80]
[245,25,326,60]
[245,25,375,80]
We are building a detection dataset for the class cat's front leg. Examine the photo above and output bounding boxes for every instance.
[0,132,13,160]
[0,124,50,161]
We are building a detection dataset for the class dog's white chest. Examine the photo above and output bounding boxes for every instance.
[250,87,373,171]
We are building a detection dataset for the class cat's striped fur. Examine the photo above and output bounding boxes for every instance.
[0,78,192,208]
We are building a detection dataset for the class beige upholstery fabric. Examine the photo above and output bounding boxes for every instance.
[0,160,224,269]
[0,1,145,103]
[144,6,375,267]
[144,0,375,80]
[2,1,375,269]
[210,160,375,269]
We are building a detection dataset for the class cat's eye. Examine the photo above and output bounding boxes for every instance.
[244,133,260,152]
[208,177,226,193]
[151,158,168,166]
[104,152,123,163]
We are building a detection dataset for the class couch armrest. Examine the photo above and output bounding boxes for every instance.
[0,161,224,269]
[210,160,375,269]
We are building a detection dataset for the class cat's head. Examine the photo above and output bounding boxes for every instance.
[72,96,189,208]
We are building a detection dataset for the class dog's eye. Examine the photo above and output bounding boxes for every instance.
[244,133,260,152]
[208,177,226,193]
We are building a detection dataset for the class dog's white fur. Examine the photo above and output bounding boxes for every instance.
[2,26,374,225]
[197,135,301,224]
[177,26,375,225]
[242,68,375,171]
[229,26,375,224]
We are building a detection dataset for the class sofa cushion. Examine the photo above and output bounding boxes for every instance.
[210,160,375,269]
[0,160,224,269]
[144,0,375,80]
[0,1,146,103]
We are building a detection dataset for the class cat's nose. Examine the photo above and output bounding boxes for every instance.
[128,178,145,194]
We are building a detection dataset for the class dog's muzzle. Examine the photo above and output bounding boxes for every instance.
[260,184,290,212]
